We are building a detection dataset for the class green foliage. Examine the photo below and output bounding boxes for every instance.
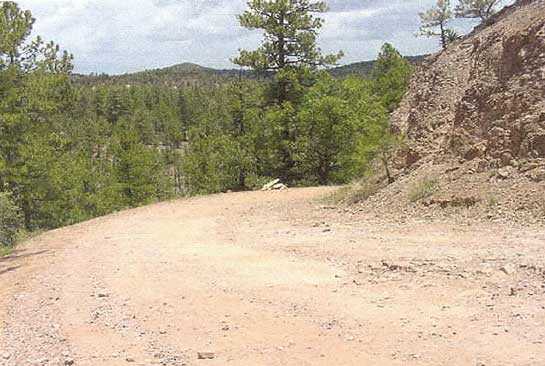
[74,58,422,88]
[181,42,411,194]
[183,133,249,194]
[232,0,343,73]
[418,0,455,50]
[326,179,383,205]
[0,192,23,247]
[0,2,415,235]
[371,43,413,113]
[182,81,264,194]
[444,28,462,44]
[455,0,501,20]
[330,55,424,79]
[0,245,12,257]
[408,177,439,202]
[233,0,344,182]
[0,3,179,230]
[0,1,34,69]
[112,120,172,207]
[294,74,389,184]
[0,1,72,72]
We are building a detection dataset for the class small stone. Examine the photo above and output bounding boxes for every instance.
[497,167,511,179]
[126,357,135,362]
[64,358,75,365]
[500,264,516,275]
[97,293,109,298]
[272,183,288,190]
[261,179,280,191]
[197,352,216,360]
[2,352,11,360]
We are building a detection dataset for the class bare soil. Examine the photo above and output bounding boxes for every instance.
[1,188,544,365]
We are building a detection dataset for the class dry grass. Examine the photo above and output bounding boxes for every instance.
[408,177,439,202]
[326,179,383,205]
[0,245,13,257]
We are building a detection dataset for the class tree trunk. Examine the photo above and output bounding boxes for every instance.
[440,22,447,49]
[277,10,287,105]
[381,154,394,184]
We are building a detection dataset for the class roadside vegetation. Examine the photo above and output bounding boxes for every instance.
[0,0,504,252]
[408,177,440,203]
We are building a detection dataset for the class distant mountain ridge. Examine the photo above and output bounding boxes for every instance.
[329,55,427,78]
[72,56,428,87]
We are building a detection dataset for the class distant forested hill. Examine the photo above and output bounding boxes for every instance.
[329,55,427,78]
[71,63,236,87]
[72,56,427,87]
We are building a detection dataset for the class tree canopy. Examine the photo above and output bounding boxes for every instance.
[1,0,415,248]
[418,0,455,50]
[233,0,343,73]
[455,0,501,20]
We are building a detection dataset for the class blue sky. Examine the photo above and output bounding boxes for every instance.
[16,0,485,74]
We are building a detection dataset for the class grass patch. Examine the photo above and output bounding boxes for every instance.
[408,177,438,202]
[0,229,42,258]
[0,245,13,257]
[487,195,499,207]
[326,180,383,205]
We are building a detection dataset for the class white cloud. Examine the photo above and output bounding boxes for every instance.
[15,0,485,74]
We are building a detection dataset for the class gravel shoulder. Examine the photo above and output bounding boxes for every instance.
[1,187,544,365]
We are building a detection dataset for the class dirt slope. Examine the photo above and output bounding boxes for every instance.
[360,0,545,222]
[1,189,544,365]
[392,0,545,169]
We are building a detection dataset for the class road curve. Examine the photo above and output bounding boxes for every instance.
[1,188,544,365]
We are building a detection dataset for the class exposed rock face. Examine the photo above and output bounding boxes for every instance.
[392,0,545,169]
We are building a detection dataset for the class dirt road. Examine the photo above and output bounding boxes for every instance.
[1,188,544,365]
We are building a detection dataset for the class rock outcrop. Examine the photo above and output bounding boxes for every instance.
[354,0,545,224]
[392,0,545,171]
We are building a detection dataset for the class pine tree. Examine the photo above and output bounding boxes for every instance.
[0,1,72,72]
[371,43,412,113]
[455,0,501,21]
[233,0,342,182]
[112,119,171,207]
[0,191,22,247]
[182,81,265,194]
[232,0,342,78]
[418,0,454,50]
[294,74,390,184]
[1,2,74,227]
[0,1,34,69]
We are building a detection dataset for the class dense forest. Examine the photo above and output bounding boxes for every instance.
[1,0,500,250]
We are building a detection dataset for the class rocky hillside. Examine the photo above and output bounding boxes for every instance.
[393,0,545,174]
[355,0,545,224]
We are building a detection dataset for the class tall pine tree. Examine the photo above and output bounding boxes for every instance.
[233,0,342,182]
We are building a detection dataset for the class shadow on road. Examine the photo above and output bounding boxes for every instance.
[0,249,49,276]
[0,249,49,263]
[0,265,22,276]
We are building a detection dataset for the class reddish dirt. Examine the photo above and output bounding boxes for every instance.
[1,188,544,365]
